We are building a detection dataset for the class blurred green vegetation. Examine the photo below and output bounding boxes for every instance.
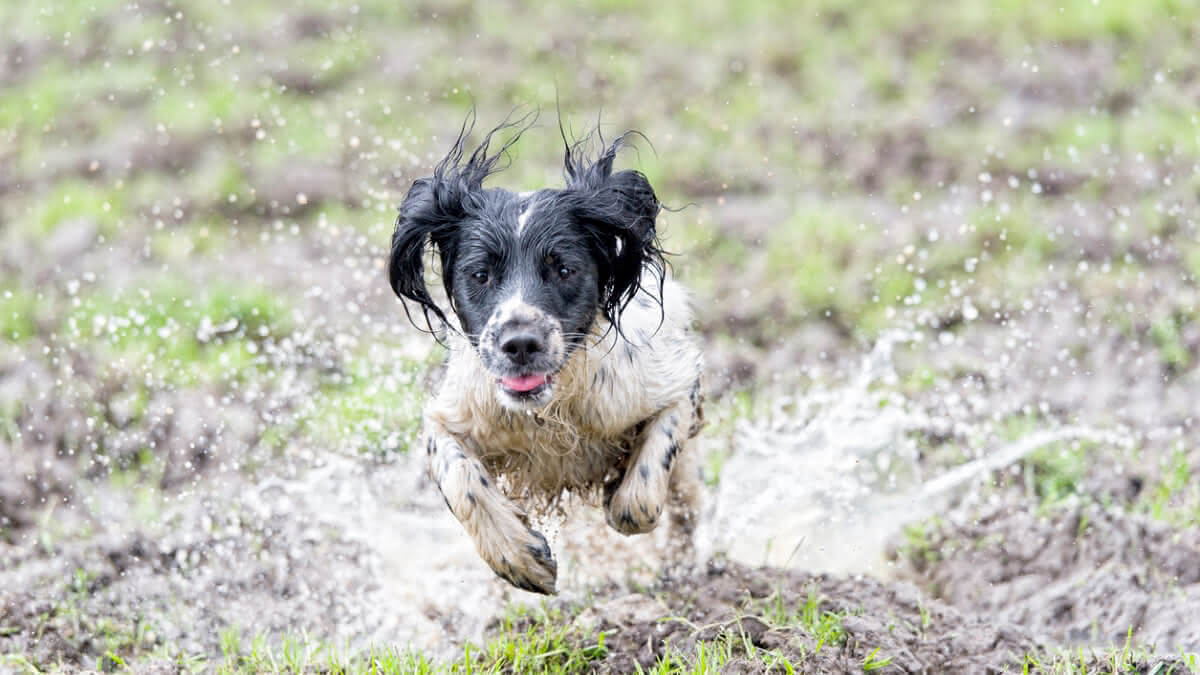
[3,0,1198,346]
[63,281,290,384]
[2,0,1200,670]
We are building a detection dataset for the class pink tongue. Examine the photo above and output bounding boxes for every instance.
[501,374,548,392]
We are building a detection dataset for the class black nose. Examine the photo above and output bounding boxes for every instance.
[500,330,545,365]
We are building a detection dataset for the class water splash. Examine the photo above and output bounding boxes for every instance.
[699,331,925,574]
[698,330,1131,577]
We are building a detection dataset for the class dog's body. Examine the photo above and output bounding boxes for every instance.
[389,116,703,594]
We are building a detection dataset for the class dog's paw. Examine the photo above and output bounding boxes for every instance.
[487,527,558,595]
[605,474,666,535]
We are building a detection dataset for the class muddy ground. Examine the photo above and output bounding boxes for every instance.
[556,559,1191,674]
[2,1,1200,673]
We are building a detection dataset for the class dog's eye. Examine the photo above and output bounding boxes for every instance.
[471,270,489,284]
[545,254,574,281]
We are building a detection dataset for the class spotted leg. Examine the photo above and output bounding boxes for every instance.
[605,398,697,536]
[426,428,557,595]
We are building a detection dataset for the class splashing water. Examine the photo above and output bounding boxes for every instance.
[699,330,1131,577]
[256,327,1135,657]
[2,322,1138,664]
[699,331,927,575]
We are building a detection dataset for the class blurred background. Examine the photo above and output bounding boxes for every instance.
[2,0,1199,671]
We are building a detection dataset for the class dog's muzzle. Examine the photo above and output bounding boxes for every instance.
[497,326,551,393]
[478,301,566,407]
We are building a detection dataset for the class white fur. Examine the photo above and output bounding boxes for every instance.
[516,202,534,234]
[477,290,568,411]
[422,272,704,593]
[491,292,536,325]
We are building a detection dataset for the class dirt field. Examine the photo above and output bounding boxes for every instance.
[2,0,1199,672]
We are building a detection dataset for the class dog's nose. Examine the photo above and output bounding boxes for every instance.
[500,330,545,365]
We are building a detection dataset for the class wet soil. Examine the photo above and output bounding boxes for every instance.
[552,559,1191,674]
[3,1,1200,672]
[895,498,1200,654]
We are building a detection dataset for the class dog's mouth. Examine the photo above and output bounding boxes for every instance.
[498,373,551,397]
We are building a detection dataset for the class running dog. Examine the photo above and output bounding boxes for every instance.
[387,115,703,594]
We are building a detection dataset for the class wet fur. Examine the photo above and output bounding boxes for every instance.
[390,114,704,595]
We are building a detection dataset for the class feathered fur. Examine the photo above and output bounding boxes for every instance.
[389,113,704,595]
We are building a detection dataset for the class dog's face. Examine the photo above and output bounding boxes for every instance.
[388,119,664,410]
[446,190,603,408]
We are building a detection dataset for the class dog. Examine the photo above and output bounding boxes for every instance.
[387,114,704,595]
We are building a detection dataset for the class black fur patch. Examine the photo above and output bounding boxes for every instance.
[662,441,680,471]
[618,509,637,529]
[388,112,667,345]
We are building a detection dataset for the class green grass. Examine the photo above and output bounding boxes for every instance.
[862,647,894,671]
[197,596,865,674]
[671,202,930,340]
[897,518,948,571]
[466,607,609,674]
[759,586,848,650]
[996,415,1197,523]
[0,288,42,341]
[1139,446,1200,528]
[212,606,607,674]
[3,0,1195,336]
[0,568,160,674]
[62,280,292,386]
[215,627,436,675]
[293,352,428,456]
[1150,315,1192,372]
[640,632,798,675]
[644,586,885,673]
[1186,243,1200,283]
[991,414,1097,511]
[700,389,756,487]
[147,76,252,137]
[1022,442,1093,509]
[1019,631,1200,675]
[668,187,1073,342]
[20,178,128,236]
[0,59,154,134]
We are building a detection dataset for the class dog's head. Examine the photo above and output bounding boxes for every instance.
[388,115,665,410]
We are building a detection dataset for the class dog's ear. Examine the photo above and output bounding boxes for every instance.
[388,176,460,333]
[389,110,538,334]
[564,134,666,327]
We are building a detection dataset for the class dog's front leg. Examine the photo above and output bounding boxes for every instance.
[426,430,557,594]
[605,400,696,536]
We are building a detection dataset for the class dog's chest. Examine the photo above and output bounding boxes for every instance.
[466,408,639,497]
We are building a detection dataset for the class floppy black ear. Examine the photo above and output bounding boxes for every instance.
[563,134,666,328]
[389,110,537,334]
[388,177,455,333]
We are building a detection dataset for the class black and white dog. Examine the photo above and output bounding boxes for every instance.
[388,115,703,595]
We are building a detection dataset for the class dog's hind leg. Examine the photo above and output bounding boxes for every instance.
[604,398,697,536]
[425,429,558,595]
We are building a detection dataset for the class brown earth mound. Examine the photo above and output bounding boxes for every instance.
[897,499,1200,655]
[557,558,1192,673]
